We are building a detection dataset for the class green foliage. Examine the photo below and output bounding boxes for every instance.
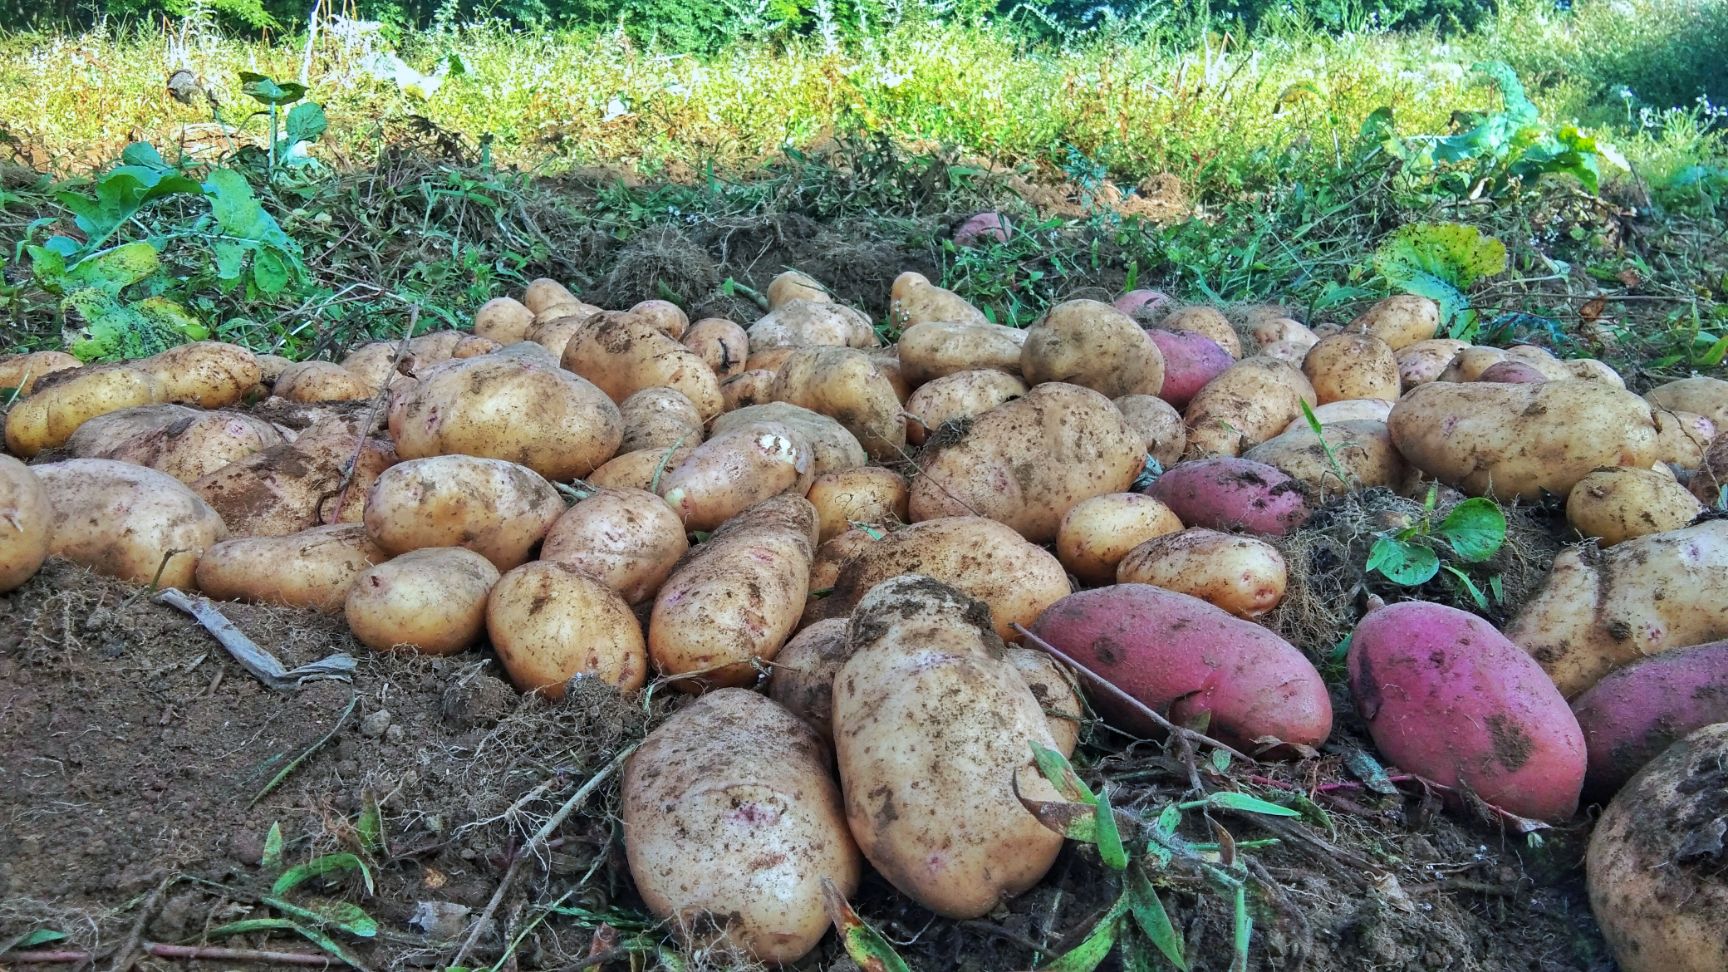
[1373,222,1507,339]
[1367,491,1508,610]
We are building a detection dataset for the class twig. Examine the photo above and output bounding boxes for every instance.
[448,745,639,969]
[2,944,337,966]
[154,589,355,692]
[108,875,175,972]
[250,692,360,807]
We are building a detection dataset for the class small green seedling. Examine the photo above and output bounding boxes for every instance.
[1366,488,1507,609]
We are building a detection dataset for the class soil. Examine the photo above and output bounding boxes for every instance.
[1,554,1612,971]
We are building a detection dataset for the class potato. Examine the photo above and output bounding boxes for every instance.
[0,455,51,592]
[1244,419,1407,498]
[1029,584,1331,751]
[657,424,813,531]
[1506,520,1728,697]
[624,688,859,964]
[627,299,689,340]
[720,369,778,411]
[1113,289,1172,320]
[1005,647,1083,756]
[394,347,622,481]
[524,315,589,359]
[1055,493,1183,585]
[586,445,693,492]
[1160,306,1241,358]
[274,361,374,402]
[1588,723,1728,972]
[69,405,287,482]
[1565,358,1624,386]
[1183,356,1316,458]
[710,403,867,476]
[1116,528,1287,618]
[488,560,647,696]
[904,369,1027,445]
[1248,316,1318,351]
[4,365,163,458]
[953,211,1011,246]
[1277,398,1393,433]
[560,312,724,418]
[363,456,562,570]
[1348,601,1585,821]
[1147,329,1232,408]
[807,528,881,610]
[345,547,499,654]
[1644,376,1728,429]
[1566,467,1703,546]
[887,271,987,329]
[1395,338,1470,388]
[1440,345,1570,384]
[767,618,852,741]
[1570,640,1728,799]
[681,317,749,379]
[1301,333,1399,404]
[747,299,877,350]
[1695,431,1728,506]
[1145,457,1312,536]
[619,387,704,454]
[1020,299,1164,398]
[33,458,226,589]
[910,383,1143,543]
[1652,409,1716,469]
[807,467,909,543]
[896,320,1027,385]
[192,416,396,537]
[539,487,687,605]
[0,350,81,396]
[834,576,1065,918]
[766,270,830,309]
[474,296,535,345]
[817,516,1069,641]
[520,277,579,315]
[196,524,387,612]
[1114,394,1186,468]
[772,347,905,460]
[1476,359,1548,384]
[649,494,815,690]
[1255,340,1308,367]
[1388,380,1661,501]
[132,341,260,409]
[1344,295,1439,350]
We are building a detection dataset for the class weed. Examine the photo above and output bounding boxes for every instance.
[1366,488,1508,610]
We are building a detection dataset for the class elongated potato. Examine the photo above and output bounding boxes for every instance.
[560,312,723,418]
[806,467,909,543]
[888,271,988,328]
[586,445,694,492]
[1302,333,1399,404]
[196,524,387,612]
[1055,493,1184,585]
[624,689,860,964]
[767,618,852,741]
[520,277,579,315]
[1244,419,1407,498]
[1644,376,1728,429]
[1160,306,1241,358]
[657,423,813,531]
[1396,339,1470,388]
[834,576,1064,918]
[474,296,535,344]
[69,405,286,482]
[33,458,227,589]
[747,299,877,350]
[1116,528,1287,617]
[710,403,866,476]
[1021,299,1164,398]
[541,487,688,604]
[363,456,563,570]
[133,341,260,409]
[1345,295,1438,350]
[274,361,375,402]
[767,270,830,309]
[193,417,396,537]
[4,365,163,457]
[1146,457,1311,536]
[904,369,1027,445]
[488,560,647,696]
[772,347,905,460]
[910,383,1143,542]
[345,547,499,654]
[0,351,81,396]
[0,455,52,592]
[1248,316,1318,351]
[1005,646,1083,756]
[1115,394,1186,468]
[1652,409,1716,469]
[619,387,704,454]
[681,317,749,379]
[896,321,1027,386]
[649,495,815,690]
[1183,356,1316,458]
[1566,467,1704,546]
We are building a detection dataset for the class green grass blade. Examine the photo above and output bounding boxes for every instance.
[1037,900,1125,972]
[1206,792,1304,818]
[262,821,285,870]
[1127,864,1189,971]
[821,878,913,972]
[1230,885,1252,972]
[1030,741,1096,803]
[272,852,375,896]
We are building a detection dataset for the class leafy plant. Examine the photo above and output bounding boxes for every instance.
[208,820,382,968]
[237,72,329,173]
[1366,489,1508,611]
[1372,222,1507,340]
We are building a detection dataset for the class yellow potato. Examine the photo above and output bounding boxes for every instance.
[657,423,814,531]
[1645,376,1728,430]
[524,315,589,359]
[1116,528,1288,618]
[0,455,52,592]
[1566,467,1703,547]
[1114,394,1186,468]
[132,341,260,409]
[1395,339,1470,389]
[1005,646,1083,756]
[70,406,287,483]
[766,269,831,309]
[4,365,163,458]
[33,458,227,589]
[1565,358,1624,387]
[747,299,877,349]
[1279,398,1393,434]
[809,527,880,595]
[192,416,396,537]
[1248,317,1319,351]
[1184,356,1316,458]
[772,346,906,460]
[896,320,1027,386]
[720,369,778,411]
[1345,295,1439,350]
[196,523,388,612]
[1056,492,1185,585]
[473,296,535,345]
[1694,432,1727,507]
[1301,333,1399,404]
[767,618,852,741]
[345,547,500,655]
[1244,419,1407,498]
[362,455,563,570]
[710,402,866,476]
[586,445,695,492]
[1021,299,1165,398]
[0,351,81,396]
[520,277,580,315]
[540,486,688,605]
[888,271,988,328]
[1651,410,1715,470]
[628,299,689,340]
[274,361,374,402]
[681,317,749,379]
[1258,340,1310,367]
[619,387,704,454]
[1160,306,1242,358]
[904,369,1027,445]
[561,311,724,418]
[487,560,647,696]
[807,466,909,543]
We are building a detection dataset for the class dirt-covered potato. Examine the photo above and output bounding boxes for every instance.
[524,315,588,359]
[1055,492,1184,585]
[539,486,687,605]
[1506,519,1728,697]
[1645,376,1728,430]
[1116,528,1287,617]
[274,361,375,402]
[4,365,163,458]
[488,560,647,696]
[816,516,1071,641]
[1476,359,1548,384]
[1395,338,1470,388]
[196,524,387,612]
[0,455,51,592]
[681,317,749,379]
[1571,641,1728,799]
[904,369,1027,445]
[1160,306,1241,358]
[1114,394,1186,467]
[747,299,877,350]
[345,547,499,654]
[0,350,81,396]
[33,458,227,589]
[1565,358,1624,386]
[624,688,860,964]
[656,423,813,531]
[833,576,1065,919]
[720,369,778,411]
[896,320,1027,386]
[1652,409,1716,469]
[474,296,535,344]
[362,456,562,570]
[1588,723,1728,972]
[192,416,396,537]
[711,402,867,476]
[1301,333,1399,404]
[772,347,905,460]
[1345,295,1439,350]
[560,312,724,418]
[626,299,688,340]
[1113,289,1172,320]
[807,467,909,543]
[1145,456,1311,536]
[1005,647,1083,756]
[910,383,1144,543]
[618,387,704,454]
[1244,419,1407,498]
[1248,316,1319,351]
[68,405,287,482]
[1020,299,1165,398]
[889,270,989,328]
[1695,431,1728,507]
[649,494,816,690]
[585,445,693,492]
[132,341,261,409]
[520,277,579,315]
[767,269,831,309]
[394,346,622,481]
[1389,380,1661,501]
[1184,356,1317,458]
[1278,398,1393,433]
[1566,467,1704,546]
[767,618,852,741]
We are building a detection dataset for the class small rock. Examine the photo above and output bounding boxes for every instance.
[360,709,393,738]
[407,901,480,942]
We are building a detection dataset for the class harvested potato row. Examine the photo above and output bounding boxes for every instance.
[33,458,227,590]
[5,365,164,457]
[196,524,388,612]
[1651,409,1716,469]
[0,455,52,592]
[488,560,647,697]
[363,455,563,570]
[346,547,500,655]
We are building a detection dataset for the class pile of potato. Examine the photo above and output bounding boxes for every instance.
[6,270,1728,968]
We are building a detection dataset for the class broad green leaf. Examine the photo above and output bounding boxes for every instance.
[1282,791,1334,833]
[134,296,209,341]
[821,879,913,972]
[1127,865,1188,971]
[1373,223,1508,336]
[1206,792,1303,818]
[1031,741,1096,804]
[1210,749,1233,774]
[262,895,379,939]
[1437,498,1507,562]
[240,72,308,107]
[1038,900,1125,972]
[1094,789,1129,871]
[1366,537,1440,586]
[120,142,172,171]
[284,102,329,146]
[11,929,69,949]
[272,852,375,896]
[1155,805,1181,837]
[60,290,168,361]
[262,822,285,869]
[253,248,292,294]
[65,241,161,296]
[357,791,385,856]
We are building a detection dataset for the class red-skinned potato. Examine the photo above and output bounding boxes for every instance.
[1116,528,1287,618]
[619,387,705,454]
[0,455,51,592]
[1160,306,1241,358]
[953,211,1012,246]
[1302,333,1399,404]
[474,296,534,344]
[657,423,814,531]
[561,312,723,418]
[362,456,563,570]
[807,467,909,543]
[132,342,260,409]
[1566,467,1703,546]
[1144,457,1312,536]
[4,365,164,458]
[1183,356,1316,458]
[896,320,1027,385]
[196,523,387,612]
[540,486,688,605]
[345,547,499,654]
[681,317,749,379]
[488,560,647,697]
[1029,584,1332,751]
[1349,601,1586,821]
[904,369,1027,445]
[1114,394,1186,468]
[1147,329,1232,409]
[1055,493,1184,585]
[34,458,227,589]
[623,689,860,965]
[1345,295,1439,350]
[628,299,689,340]
[1477,359,1549,384]
[1021,299,1164,398]
[834,576,1065,919]
[1113,289,1172,320]
[0,350,81,396]
[1571,640,1728,799]
[889,271,988,328]
[1396,339,1470,389]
